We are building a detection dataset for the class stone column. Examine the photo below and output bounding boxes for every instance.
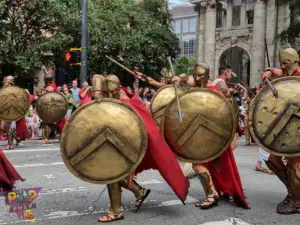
[240,0,246,26]
[194,5,206,62]
[275,4,290,66]
[265,0,277,67]
[204,1,217,78]
[250,0,267,87]
[226,0,233,28]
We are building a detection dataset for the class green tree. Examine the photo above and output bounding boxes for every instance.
[0,0,80,83]
[277,1,300,53]
[0,0,179,87]
[87,0,179,79]
[174,56,196,75]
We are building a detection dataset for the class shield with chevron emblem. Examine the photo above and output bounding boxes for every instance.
[160,88,236,163]
[249,76,300,157]
[60,98,148,184]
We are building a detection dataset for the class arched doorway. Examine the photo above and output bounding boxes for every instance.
[219,47,250,85]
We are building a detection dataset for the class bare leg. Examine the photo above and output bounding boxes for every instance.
[41,123,50,144]
[193,164,219,209]
[2,121,14,149]
[98,183,124,222]
[119,178,151,212]
[277,157,300,214]
[266,154,293,213]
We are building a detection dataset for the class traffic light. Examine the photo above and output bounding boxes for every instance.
[65,48,81,66]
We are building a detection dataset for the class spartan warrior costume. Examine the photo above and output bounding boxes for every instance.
[60,74,189,223]
[36,72,67,144]
[0,76,29,149]
[156,63,248,209]
[250,48,300,214]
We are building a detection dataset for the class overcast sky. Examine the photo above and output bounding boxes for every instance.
[169,0,190,7]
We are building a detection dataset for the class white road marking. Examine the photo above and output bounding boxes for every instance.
[0,194,204,223]
[43,174,55,179]
[14,162,64,168]
[41,187,87,195]
[137,179,163,185]
[161,195,198,206]
[3,148,59,153]
[199,218,251,225]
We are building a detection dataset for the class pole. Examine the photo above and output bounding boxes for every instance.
[80,0,88,84]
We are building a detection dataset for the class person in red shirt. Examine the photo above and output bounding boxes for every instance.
[79,81,92,105]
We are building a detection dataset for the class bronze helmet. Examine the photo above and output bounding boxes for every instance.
[3,75,15,86]
[192,63,210,88]
[102,75,121,99]
[163,70,174,85]
[279,48,299,76]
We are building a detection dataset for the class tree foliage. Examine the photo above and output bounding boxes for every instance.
[88,0,179,77]
[277,0,300,50]
[0,0,179,85]
[174,56,196,75]
[0,0,80,81]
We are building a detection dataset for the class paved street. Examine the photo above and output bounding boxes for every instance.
[0,137,298,225]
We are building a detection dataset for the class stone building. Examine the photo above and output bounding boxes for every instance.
[191,0,291,87]
[171,4,198,58]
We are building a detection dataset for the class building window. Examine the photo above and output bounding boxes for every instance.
[246,10,254,24]
[232,8,241,26]
[175,20,181,33]
[190,17,196,32]
[183,19,189,33]
[216,2,227,28]
[246,0,254,3]
[182,35,195,56]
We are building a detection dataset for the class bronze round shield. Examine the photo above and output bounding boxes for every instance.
[150,85,183,127]
[35,92,68,123]
[60,98,148,184]
[249,76,300,157]
[0,87,30,122]
[161,88,236,163]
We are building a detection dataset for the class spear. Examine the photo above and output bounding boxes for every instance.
[167,56,184,122]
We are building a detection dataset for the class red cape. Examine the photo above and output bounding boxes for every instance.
[205,85,249,209]
[0,149,24,192]
[16,118,29,140]
[121,88,189,203]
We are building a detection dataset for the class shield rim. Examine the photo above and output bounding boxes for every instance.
[60,98,148,184]
[249,76,300,157]
[149,84,177,127]
[0,87,30,122]
[35,91,68,123]
[160,88,237,163]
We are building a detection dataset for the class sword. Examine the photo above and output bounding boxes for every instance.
[167,57,184,122]
[105,55,147,80]
[231,72,255,97]
[263,39,278,98]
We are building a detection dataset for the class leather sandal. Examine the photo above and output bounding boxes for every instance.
[97,211,124,223]
[135,189,151,212]
[195,194,220,210]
